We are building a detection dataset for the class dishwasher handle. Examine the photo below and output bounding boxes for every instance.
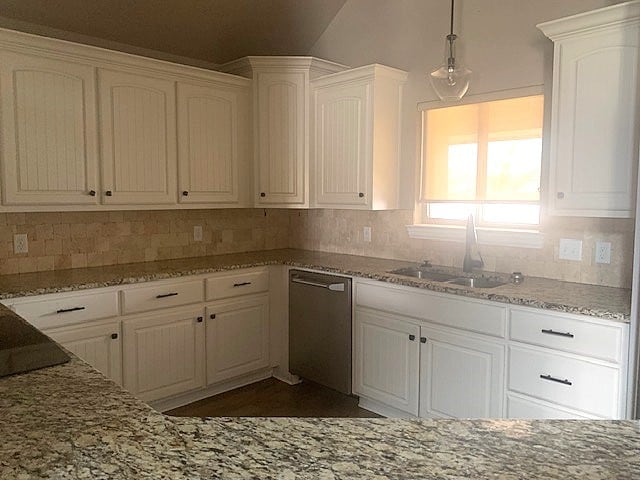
[291,276,346,292]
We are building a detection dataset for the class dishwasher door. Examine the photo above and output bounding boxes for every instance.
[289,269,352,394]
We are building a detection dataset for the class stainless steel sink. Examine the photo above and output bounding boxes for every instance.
[447,277,506,289]
[388,267,459,282]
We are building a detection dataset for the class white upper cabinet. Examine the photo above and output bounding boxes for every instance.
[219,57,348,207]
[99,69,177,205]
[0,51,99,205]
[177,80,251,205]
[538,2,640,217]
[312,65,407,210]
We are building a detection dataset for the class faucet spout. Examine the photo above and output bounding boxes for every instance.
[463,213,484,273]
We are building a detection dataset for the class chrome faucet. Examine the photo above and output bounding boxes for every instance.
[463,213,484,273]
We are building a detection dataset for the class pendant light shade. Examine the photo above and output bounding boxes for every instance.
[429,0,471,101]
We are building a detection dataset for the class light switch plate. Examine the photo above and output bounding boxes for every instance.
[363,226,372,243]
[193,225,203,242]
[595,241,611,264]
[559,238,582,261]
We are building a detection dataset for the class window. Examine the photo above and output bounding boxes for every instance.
[421,95,544,228]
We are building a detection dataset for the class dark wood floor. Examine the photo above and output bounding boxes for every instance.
[166,378,380,418]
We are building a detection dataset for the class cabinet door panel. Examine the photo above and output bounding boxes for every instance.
[205,295,269,384]
[0,52,98,205]
[99,69,176,204]
[177,82,244,204]
[420,327,504,419]
[123,307,204,402]
[46,320,121,384]
[256,72,306,205]
[354,308,419,415]
[315,83,369,207]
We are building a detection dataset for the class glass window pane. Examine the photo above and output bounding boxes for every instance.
[428,203,476,221]
[486,138,542,201]
[481,204,540,225]
[447,143,478,199]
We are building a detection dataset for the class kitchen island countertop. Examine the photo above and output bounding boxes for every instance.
[0,248,631,321]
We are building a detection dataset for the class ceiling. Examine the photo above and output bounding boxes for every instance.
[0,0,347,65]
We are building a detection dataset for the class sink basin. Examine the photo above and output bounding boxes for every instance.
[447,277,506,289]
[388,267,459,282]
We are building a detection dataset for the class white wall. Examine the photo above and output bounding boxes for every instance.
[309,0,624,207]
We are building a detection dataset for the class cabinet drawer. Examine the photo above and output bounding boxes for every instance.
[506,394,594,420]
[205,269,269,301]
[12,291,119,330]
[508,346,620,418]
[356,281,506,338]
[509,308,624,363]
[122,279,204,315]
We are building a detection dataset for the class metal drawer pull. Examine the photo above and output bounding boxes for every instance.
[290,277,345,292]
[156,292,179,299]
[111,333,118,340]
[233,282,252,287]
[409,334,416,341]
[56,306,85,314]
[420,337,427,344]
[541,329,574,338]
[540,374,572,386]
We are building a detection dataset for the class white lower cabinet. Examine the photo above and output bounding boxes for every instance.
[419,326,504,419]
[122,305,205,402]
[44,319,122,385]
[353,308,420,416]
[205,294,270,385]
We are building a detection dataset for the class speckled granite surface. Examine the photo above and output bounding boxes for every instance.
[0,327,638,480]
[0,249,631,321]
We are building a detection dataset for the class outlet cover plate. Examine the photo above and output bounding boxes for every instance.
[559,238,582,261]
[595,241,612,264]
[13,233,28,254]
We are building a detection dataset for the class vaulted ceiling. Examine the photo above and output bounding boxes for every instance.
[0,0,347,64]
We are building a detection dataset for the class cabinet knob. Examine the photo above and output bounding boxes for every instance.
[210,314,216,319]
[182,191,189,196]
[420,337,427,343]
[88,190,96,197]
[260,192,266,197]
[105,190,113,197]
[111,333,118,340]
[358,192,365,198]
[409,334,416,341]
[196,316,203,323]
[557,192,564,199]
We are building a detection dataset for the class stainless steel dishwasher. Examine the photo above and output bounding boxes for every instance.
[289,269,352,394]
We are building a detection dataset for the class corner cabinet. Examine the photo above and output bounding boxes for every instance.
[311,65,407,209]
[219,57,348,207]
[0,51,100,205]
[538,2,640,217]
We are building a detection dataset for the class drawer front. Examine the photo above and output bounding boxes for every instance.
[510,308,624,363]
[506,394,594,420]
[508,346,620,418]
[13,291,119,330]
[206,269,269,301]
[122,279,204,315]
[356,281,506,338]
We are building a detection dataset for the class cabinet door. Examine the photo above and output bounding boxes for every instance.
[177,82,246,204]
[419,326,504,419]
[45,319,121,384]
[549,26,639,217]
[99,69,177,205]
[205,295,269,385]
[353,308,420,416]
[122,306,205,402]
[314,81,370,207]
[0,52,99,205]
[255,71,307,205]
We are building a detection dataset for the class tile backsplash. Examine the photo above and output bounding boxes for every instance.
[0,208,634,288]
[288,209,634,289]
[0,209,289,275]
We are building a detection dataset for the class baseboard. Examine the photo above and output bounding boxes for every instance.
[358,396,418,419]
[151,368,273,412]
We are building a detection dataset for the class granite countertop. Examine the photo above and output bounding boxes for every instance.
[0,306,637,480]
[0,249,631,321]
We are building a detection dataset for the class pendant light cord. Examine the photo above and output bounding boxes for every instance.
[450,0,455,36]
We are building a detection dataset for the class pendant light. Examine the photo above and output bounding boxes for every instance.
[429,0,472,101]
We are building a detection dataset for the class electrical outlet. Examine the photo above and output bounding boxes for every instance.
[559,238,582,261]
[363,226,372,243]
[13,233,28,254]
[193,225,203,242]
[595,241,612,264]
